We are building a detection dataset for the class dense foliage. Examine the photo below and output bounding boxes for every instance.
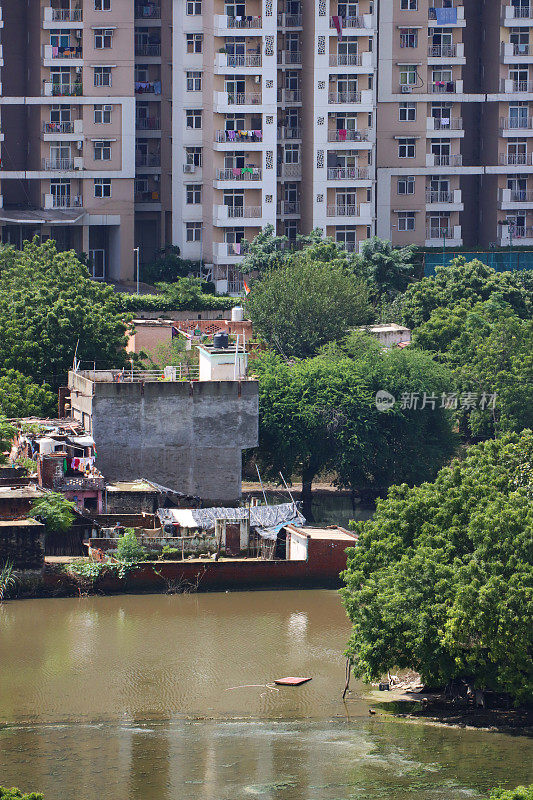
[121,277,237,312]
[0,370,56,419]
[0,789,43,799]
[0,416,15,464]
[247,248,372,357]
[0,240,129,392]
[254,340,455,516]
[351,237,419,301]
[115,529,146,562]
[31,492,76,534]
[490,787,533,800]
[341,431,533,702]
[140,246,201,284]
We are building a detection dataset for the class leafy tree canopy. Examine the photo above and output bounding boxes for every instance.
[399,258,530,329]
[0,239,129,391]
[31,492,76,534]
[341,430,533,703]
[0,416,16,465]
[413,300,533,437]
[0,370,56,419]
[351,237,419,301]
[0,788,44,800]
[240,224,325,276]
[246,251,372,358]
[490,787,533,800]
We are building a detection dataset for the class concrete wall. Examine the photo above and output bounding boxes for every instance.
[0,520,45,570]
[105,491,160,515]
[69,374,259,504]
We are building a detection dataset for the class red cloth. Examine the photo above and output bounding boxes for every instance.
[338,128,347,141]
[332,15,343,40]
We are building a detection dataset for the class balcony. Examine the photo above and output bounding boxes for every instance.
[329,15,371,30]
[277,88,302,104]
[277,12,303,27]
[213,204,262,225]
[214,15,263,35]
[500,116,533,134]
[502,4,533,23]
[326,202,373,222]
[42,120,83,135]
[277,51,302,65]
[499,153,533,165]
[428,44,456,58]
[135,43,162,57]
[327,167,370,180]
[430,80,463,94]
[42,82,83,97]
[135,4,161,19]
[428,5,465,26]
[277,201,300,215]
[501,42,533,62]
[500,79,533,93]
[328,90,361,103]
[215,130,263,143]
[277,126,301,140]
[43,7,83,24]
[277,163,302,178]
[42,158,76,171]
[498,188,533,209]
[42,44,83,65]
[327,204,358,217]
[327,129,370,142]
[53,475,105,491]
[42,193,83,210]
[136,154,161,170]
[214,91,262,111]
[136,117,161,130]
[329,54,362,67]
[425,189,463,209]
[135,190,161,205]
[425,226,463,247]
[213,241,250,264]
[426,153,463,167]
[135,81,161,94]
[215,53,262,70]
[427,117,463,131]
[215,167,262,181]
[499,225,533,245]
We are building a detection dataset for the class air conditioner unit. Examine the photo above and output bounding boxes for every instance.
[76,140,83,150]
[75,66,82,74]
[401,85,412,94]
[254,75,261,84]
[154,174,160,182]
[183,164,196,173]
[75,30,81,39]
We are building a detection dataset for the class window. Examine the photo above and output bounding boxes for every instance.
[398,175,415,194]
[400,0,417,8]
[186,222,202,241]
[94,178,112,198]
[399,28,418,48]
[95,0,111,9]
[399,102,416,121]
[186,71,202,91]
[186,184,202,204]
[186,109,202,129]
[399,65,418,86]
[284,143,300,164]
[94,29,113,48]
[135,178,148,194]
[94,140,111,160]
[187,0,202,12]
[186,33,203,53]
[94,66,112,87]
[397,211,416,231]
[94,104,112,123]
[186,147,202,166]
[398,137,416,158]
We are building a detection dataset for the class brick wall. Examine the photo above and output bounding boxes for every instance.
[105,491,160,514]
[0,520,45,569]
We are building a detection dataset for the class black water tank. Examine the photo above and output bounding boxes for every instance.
[213,331,229,349]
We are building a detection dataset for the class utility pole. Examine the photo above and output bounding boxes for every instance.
[134,247,140,295]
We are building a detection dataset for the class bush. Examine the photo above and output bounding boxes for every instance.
[0,789,44,800]
[490,787,533,800]
[119,277,238,312]
[115,529,146,562]
[158,546,183,560]
[31,492,76,534]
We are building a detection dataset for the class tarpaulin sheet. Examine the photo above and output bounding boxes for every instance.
[158,502,305,538]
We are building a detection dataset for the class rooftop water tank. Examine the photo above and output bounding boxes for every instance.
[231,305,244,322]
[213,331,229,349]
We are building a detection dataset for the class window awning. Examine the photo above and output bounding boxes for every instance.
[0,209,84,225]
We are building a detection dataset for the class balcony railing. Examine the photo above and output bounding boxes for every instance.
[136,117,161,130]
[432,117,463,129]
[135,191,160,203]
[223,92,262,105]
[135,81,161,94]
[50,8,83,21]
[43,121,75,133]
[426,190,454,203]
[513,43,531,55]
[500,116,533,129]
[277,201,300,214]
[277,163,302,178]
[329,54,362,67]
[326,204,360,217]
[223,241,250,255]
[502,80,533,93]
[427,227,452,239]
[500,153,533,165]
[227,15,262,28]
[135,43,161,56]
[225,205,262,218]
[501,225,533,238]
[329,15,366,28]
[327,129,369,141]
[431,81,456,93]
[277,13,303,26]
[215,130,263,142]
[50,47,83,59]
[277,88,302,103]
[135,4,161,19]
[136,153,161,166]
[49,83,83,97]
[327,167,370,180]
[225,54,262,67]
[42,158,75,170]
[508,190,533,202]
[53,475,106,490]
[432,154,463,166]
[428,44,457,58]
[216,167,262,180]
[47,195,83,209]
[277,126,301,139]
[277,51,302,64]
[337,240,358,252]
[508,5,533,18]
[328,91,361,103]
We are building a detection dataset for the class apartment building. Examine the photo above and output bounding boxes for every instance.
[0,1,530,289]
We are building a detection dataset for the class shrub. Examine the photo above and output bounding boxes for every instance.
[490,787,533,800]
[158,546,183,560]
[115,529,146,562]
[0,789,44,800]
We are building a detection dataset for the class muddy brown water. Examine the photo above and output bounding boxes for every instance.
[0,590,532,800]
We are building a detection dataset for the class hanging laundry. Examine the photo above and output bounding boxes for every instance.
[434,7,457,25]
[338,128,347,141]
[332,15,343,41]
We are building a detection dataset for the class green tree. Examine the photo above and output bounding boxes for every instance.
[400,258,530,329]
[247,252,372,358]
[351,237,419,301]
[0,416,15,465]
[0,788,44,800]
[490,786,533,800]
[240,224,291,276]
[31,492,76,534]
[116,529,146,562]
[0,370,56,419]
[141,245,201,284]
[0,239,129,392]
[341,430,533,703]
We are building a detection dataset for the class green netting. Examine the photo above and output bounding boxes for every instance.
[424,250,533,276]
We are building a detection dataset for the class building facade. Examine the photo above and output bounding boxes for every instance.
[0,1,530,287]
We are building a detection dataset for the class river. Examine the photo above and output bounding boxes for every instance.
[0,591,531,799]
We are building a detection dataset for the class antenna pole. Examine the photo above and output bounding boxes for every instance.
[279,471,297,511]
[255,464,268,506]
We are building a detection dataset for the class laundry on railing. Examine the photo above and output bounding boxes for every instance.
[432,7,457,24]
